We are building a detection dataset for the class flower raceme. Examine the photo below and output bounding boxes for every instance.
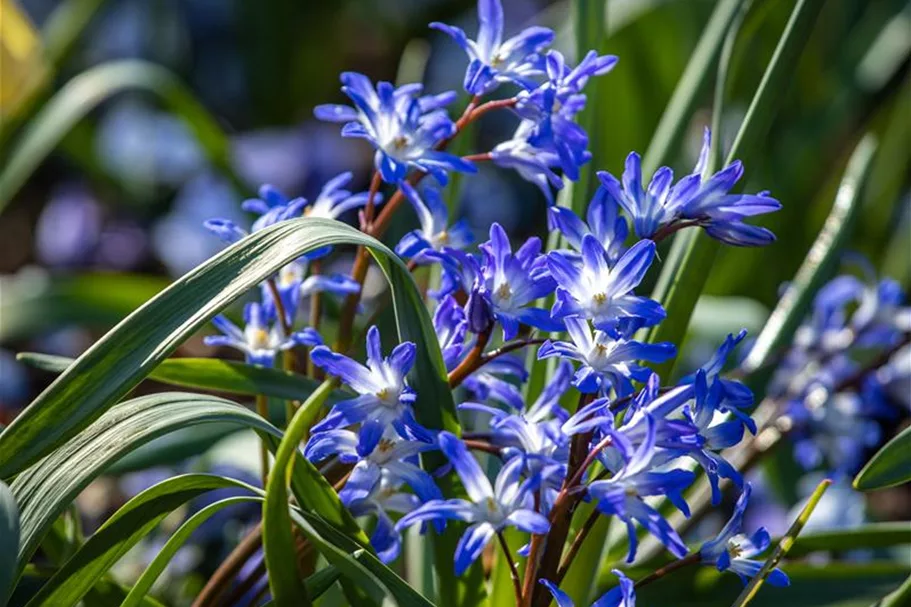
[191,0,857,603]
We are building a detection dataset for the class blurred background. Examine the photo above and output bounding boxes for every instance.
[0,0,909,605]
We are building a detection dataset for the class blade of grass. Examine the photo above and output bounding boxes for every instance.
[0,59,246,213]
[731,478,832,607]
[646,0,827,379]
[641,0,747,176]
[853,425,911,491]
[262,382,334,607]
[0,481,19,605]
[740,134,878,389]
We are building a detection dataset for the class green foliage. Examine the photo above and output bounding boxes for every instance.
[647,0,828,380]
[0,60,244,211]
[0,218,454,479]
[17,353,339,405]
[24,475,260,607]
[854,426,911,491]
[732,479,832,607]
[8,393,281,580]
[0,481,19,605]
[741,134,878,390]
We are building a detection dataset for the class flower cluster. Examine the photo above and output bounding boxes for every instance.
[769,261,910,475]
[193,1,863,603]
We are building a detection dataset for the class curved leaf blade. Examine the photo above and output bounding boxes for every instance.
[0,218,457,479]
[741,135,878,387]
[0,481,19,605]
[0,59,243,213]
[854,426,911,491]
[122,495,266,607]
[17,353,336,404]
[9,392,281,578]
[263,381,333,607]
[25,475,259,607]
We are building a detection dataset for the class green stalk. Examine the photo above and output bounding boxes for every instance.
[731,479,832,607]
[645,0,827,380]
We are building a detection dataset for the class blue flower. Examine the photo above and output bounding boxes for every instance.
[540,569,635,607]
[430,0,554,95]
[315,73,476,185]
[204,301,322,367]
[490,122,564,204]
[681,371,747,504]
[346,474,423,563]
[461,361,575,512]
[433,295,470,370]
[548,186,628,264]
[310,326,431,443]
[395,183,473,263]
[547,237,665,329]
[538,316,675,396]
[515,50,618,180]
[699,484,789,587]
[305,429,441,506]
[597,129,780,246]
[462,354,528,410]
[439,223,562,340]
[684,329,755,417]
[395,432,549,575]
[204,184,308,245]
[587,415,694,561]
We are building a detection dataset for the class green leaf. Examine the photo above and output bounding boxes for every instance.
[641,0,748,175]
[122,494,266,607]
[0,59,245,213]
[0,481,19,605]
[731,478,832,607]
[854,426,911,491]
[646,0,827,377]
[0,218,457,481]
[773,523,911,558]
[263,381,333,607]
[570,0,607,212]
[288,509,434,607]
[24,475,260,607]
[9,392,282,580]
[17,353,336,404]
[872,575,911,607]
[741,134,878,386]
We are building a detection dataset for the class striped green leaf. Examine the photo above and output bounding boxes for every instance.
[0,218,457,481]
[646,0,827,378]
[854,426,911,491]
[9,393,282,580]
[24,475,260,607]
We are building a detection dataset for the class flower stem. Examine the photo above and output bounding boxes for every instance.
[633,553,701,589]
[448,328,492,387]
[498,531,524,607]
[334,97,517,352]
[555,507,601,583]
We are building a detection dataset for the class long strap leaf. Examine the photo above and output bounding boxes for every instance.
[25,475,260,607]
[10,393,282,578]
[263,381,334,607]
[646,0,827,377]
[0,481,19,605]
[0,218,457,480]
